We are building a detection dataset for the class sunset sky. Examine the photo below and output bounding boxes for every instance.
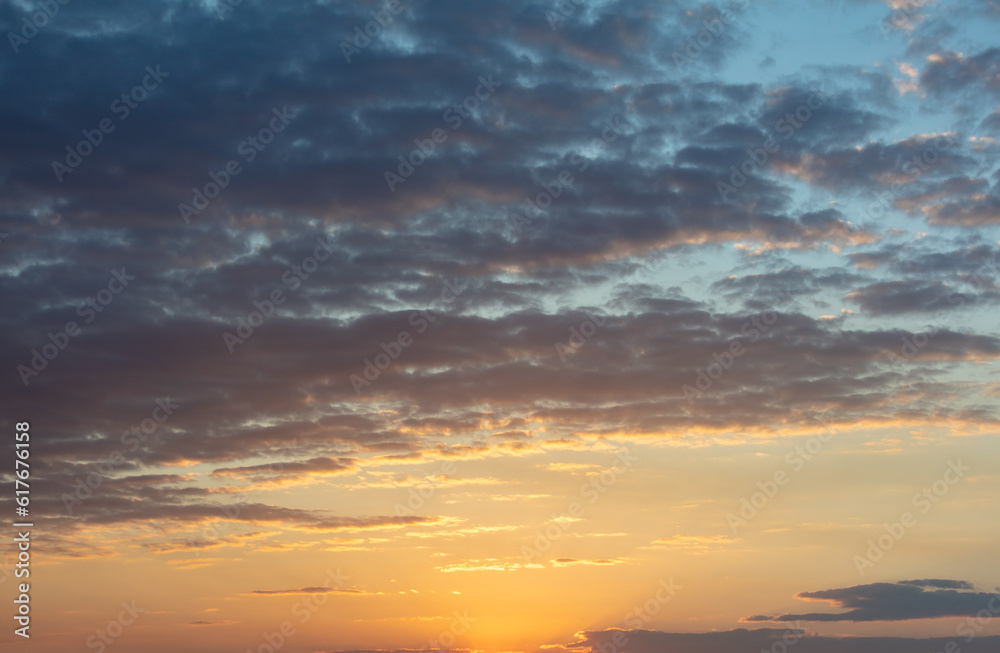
[2,0,1000,651]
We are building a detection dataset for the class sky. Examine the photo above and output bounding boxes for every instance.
[1,0,1000,651]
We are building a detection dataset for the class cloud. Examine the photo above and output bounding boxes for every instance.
[899,579,976,589]
[776,135,966,191]
[745,580,1000,622]
[571,628,1000,653]
[186,620,238,626]
[648,535,736,550]
[550,558,624,567]
[920,49,1000,98]
[245,587,364,596]
[210,457,358,482]
[846,279,971,315]
[922,193,1000,226]
[435,557,541,573]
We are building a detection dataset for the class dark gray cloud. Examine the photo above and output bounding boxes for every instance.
[211,456,358,480]
[847,241,1000,277]
[920,48,1000,99]
[846,279,972,315]
[923,193,1000,227]
[246,587,363,596]
[746,580,1000,622]
[780,135,969,192]
[899,579,976,590]
[570,628,1000,653]
[710,263,865,309]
